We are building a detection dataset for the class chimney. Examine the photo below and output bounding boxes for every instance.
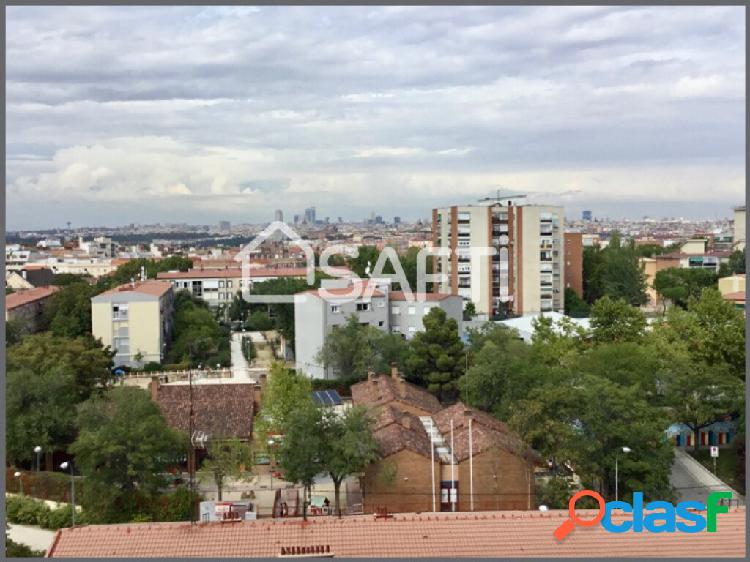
[367,369,376,382]
[150,376,160,402]
[390,363,399,380]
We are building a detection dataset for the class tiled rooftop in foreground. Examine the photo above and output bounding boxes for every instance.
[47,508,745,558]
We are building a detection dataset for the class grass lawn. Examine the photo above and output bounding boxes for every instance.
[688,447,745,496]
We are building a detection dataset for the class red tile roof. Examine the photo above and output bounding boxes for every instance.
[371,405,433,458]
[5,285,59,311]
[95,280,172,298]
[389,291,455,301]
[154,382,255,439]
[722,291,746,302]
[351,373,441,416]
[46,508,746,557]
[433,402,539,463]
[157,267,306,280]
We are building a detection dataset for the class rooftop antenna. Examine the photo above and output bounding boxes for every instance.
[478,189,527,205]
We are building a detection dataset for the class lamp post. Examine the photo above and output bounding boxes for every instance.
[60,462,75,527]
[615,446,631,502]
[34,446,42,472]
[14,471,23,495]
[267,439,275,489]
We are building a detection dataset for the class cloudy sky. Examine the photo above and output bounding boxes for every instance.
[5,5,746,229]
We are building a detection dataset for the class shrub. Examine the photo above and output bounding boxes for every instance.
[5,494,88,530]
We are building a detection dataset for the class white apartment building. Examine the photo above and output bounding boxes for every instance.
[294,279,462,379]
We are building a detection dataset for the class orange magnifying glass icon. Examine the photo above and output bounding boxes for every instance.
[553,490,606,541]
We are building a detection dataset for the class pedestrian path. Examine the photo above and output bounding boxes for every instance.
[7,524,56,552]
[670,448,744,506]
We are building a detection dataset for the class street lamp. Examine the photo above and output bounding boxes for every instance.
[14,471,23,495]
[267,439,275,489]
[34,446,42,472]
[60,461,76,527]
[615,446,631,502]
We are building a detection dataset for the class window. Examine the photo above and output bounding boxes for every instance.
[407,306,416,315]
[219,281,225,288]
[408,326,417,333]
[227,280,233,288]
[378,321,384,327]
[391,306,400,315]
[357,302,371,312]
[112,304,128,321]
[392,325,401,332]
[423,305,434,315]
[331,305,341,314]
[114,337,130,354]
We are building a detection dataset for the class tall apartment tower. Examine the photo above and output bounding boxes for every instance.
[432,200,565,317]
[274,209,284,222]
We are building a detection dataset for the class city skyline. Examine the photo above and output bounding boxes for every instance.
[6,5,746,229]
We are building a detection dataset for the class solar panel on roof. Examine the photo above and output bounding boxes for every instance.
[312,390,343,406]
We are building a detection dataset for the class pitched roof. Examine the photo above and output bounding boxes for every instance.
[46,508,746,557]
[5,285,59,310]
[370,404,433,458]
[157,267,307,280]
[95,280,172,298]
[389,291,455,301]
[153,382,254,439]
[351,373,441,415]
[433,402,539,463]
[722,291,746,302]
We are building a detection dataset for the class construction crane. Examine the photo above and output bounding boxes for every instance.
[478,189,526,205]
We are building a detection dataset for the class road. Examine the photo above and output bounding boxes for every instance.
[7,524,56,553]
[670,448,744,506]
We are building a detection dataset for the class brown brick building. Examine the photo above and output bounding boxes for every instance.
[563,232,584,297]
[352,367,538,514]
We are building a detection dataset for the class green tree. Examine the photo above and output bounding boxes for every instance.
[256,362,313,435]
[463,301,476,320]
[316,313,412,378]
[42,280,99,337]
[511,374,674,502]
[583,236,648,306]
[653,267,717,311]
[316,315,379,378]
[276,404,326,520]
[347,246,380,278]
[70,386,185,523]
[589,296,646,343]
[564,288,590,318]
[166,291,230,367]
[321,406,379,517]
[406,307,465,402]
[657,288,745,376]
[199,438,253,501]
[719,248,746,276]
[6,334,114,464]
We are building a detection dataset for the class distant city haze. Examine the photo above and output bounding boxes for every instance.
[5,5,745,229]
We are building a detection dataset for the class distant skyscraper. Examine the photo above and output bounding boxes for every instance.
[304,207,316,224]
[394,216,402,225]
[293,214,301,225]
[582,210,593,222]
[274,209,284,222]
[218,221,231,234]
[375,215,383,224]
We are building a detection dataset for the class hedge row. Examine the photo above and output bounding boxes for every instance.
[5,494,90,530]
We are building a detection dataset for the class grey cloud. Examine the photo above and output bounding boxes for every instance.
[5,5,745,228]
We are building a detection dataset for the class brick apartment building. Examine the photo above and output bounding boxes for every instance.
[352,366,538,514]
